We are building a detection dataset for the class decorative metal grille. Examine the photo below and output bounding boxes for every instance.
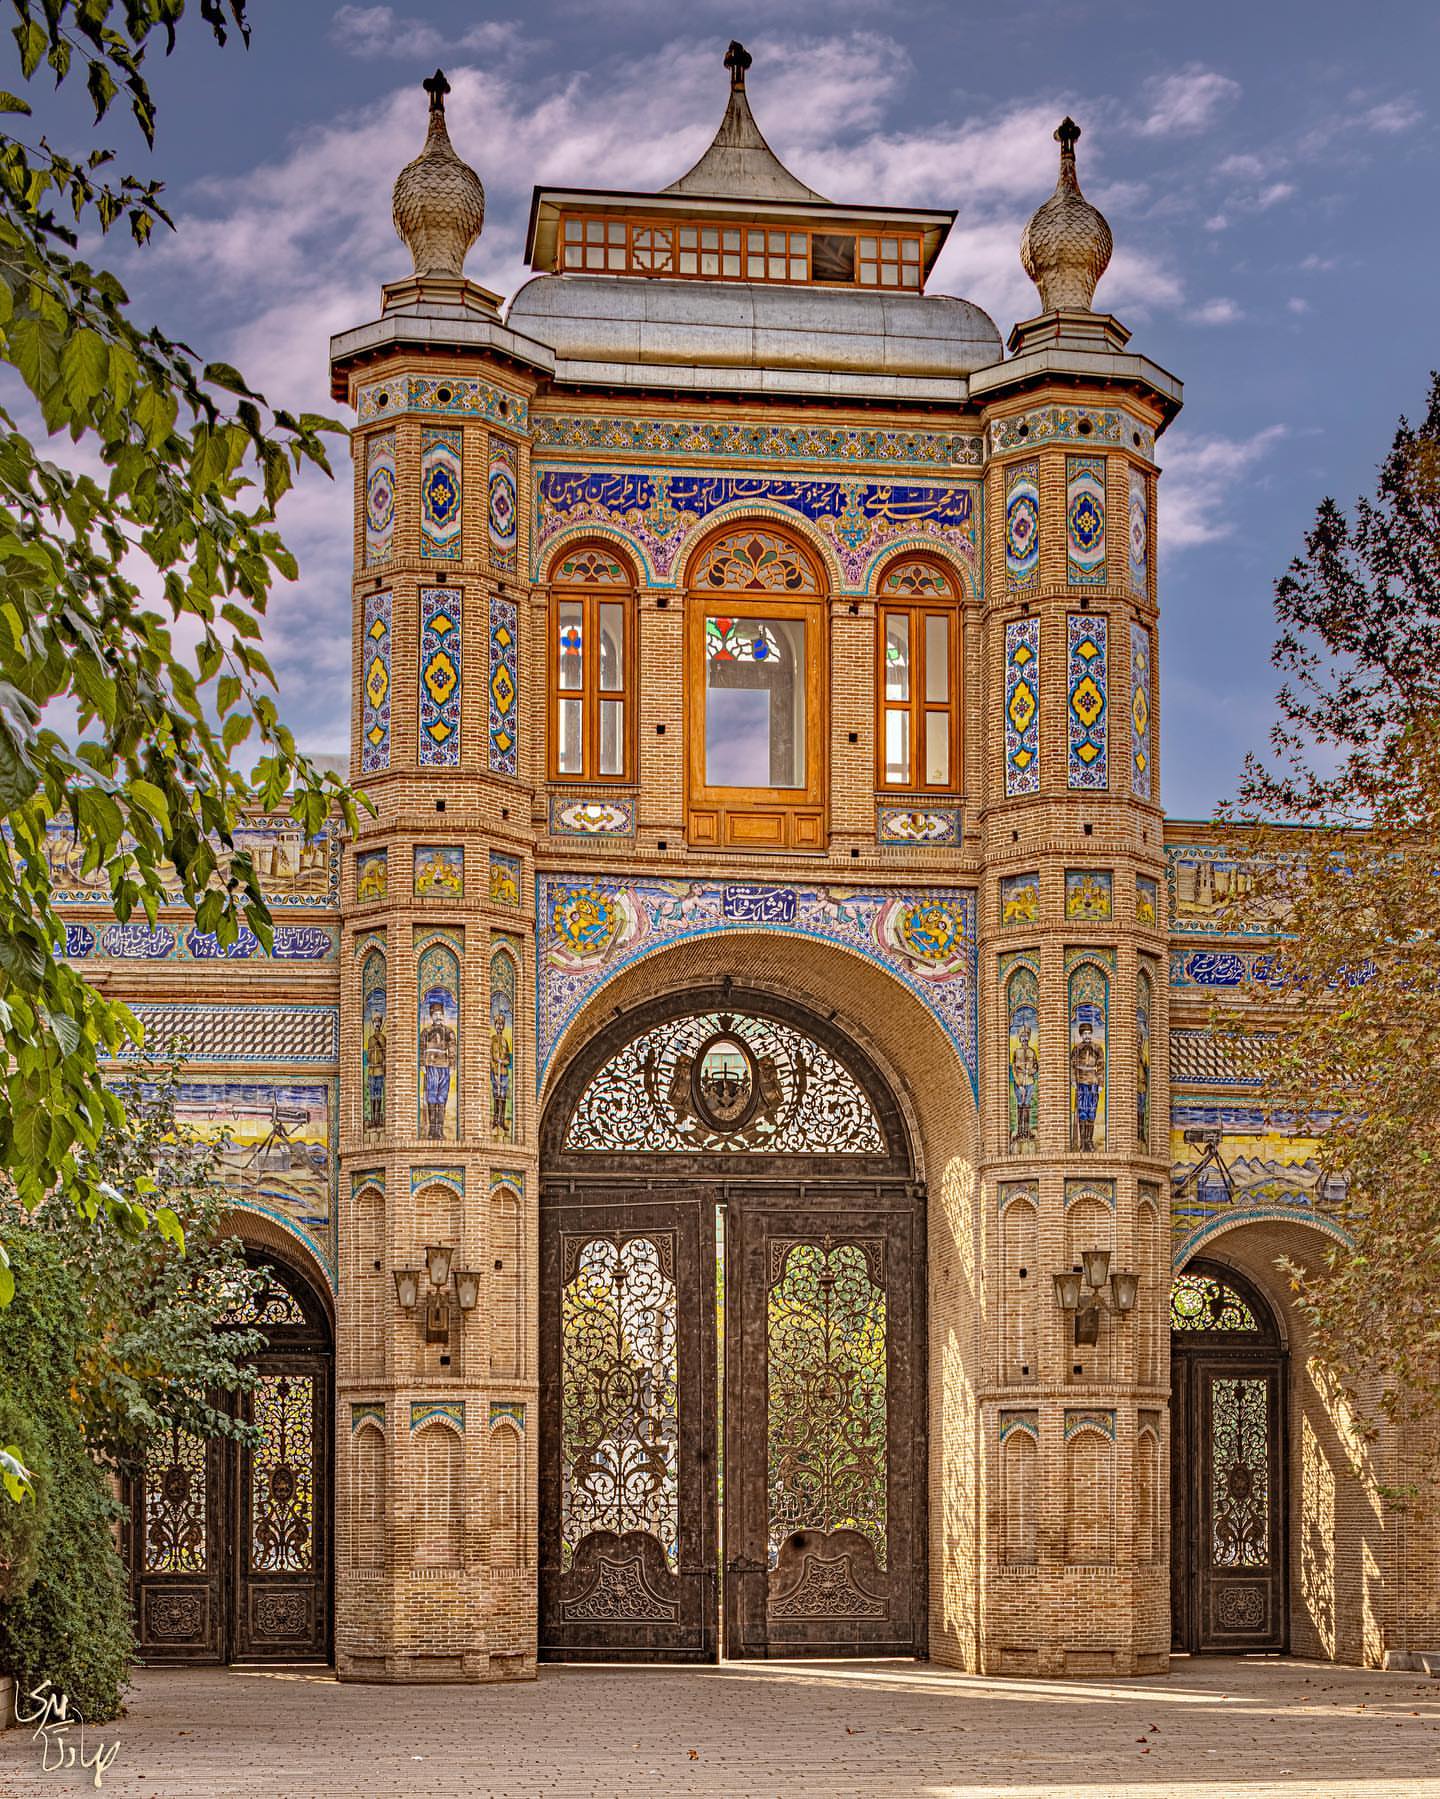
[216,1268,306,1325]
[563,1012,884,1155]
[1171,1273,1259,1333]
[250,1374,315,1573]
[1210,1375,1269,1568]
[693,529,818,593]
[560,1235,679,1569]
[143,1426,208,1573]
[767,1239,887,1567]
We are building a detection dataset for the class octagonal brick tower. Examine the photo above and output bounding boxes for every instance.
[972,118,1181,1676]
[328,71,550,1683]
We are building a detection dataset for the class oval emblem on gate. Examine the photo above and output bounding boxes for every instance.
[692,1033,757,1132]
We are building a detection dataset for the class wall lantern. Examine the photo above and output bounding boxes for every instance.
[1053,1249,1139,1346]
[393,1245,481,1346]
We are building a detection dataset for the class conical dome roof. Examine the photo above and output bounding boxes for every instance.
[664,41,828,203]
[392,69,486,277]
[1020,118,1112,313]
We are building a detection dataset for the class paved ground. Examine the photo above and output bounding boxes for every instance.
[3,1656,1440,1798]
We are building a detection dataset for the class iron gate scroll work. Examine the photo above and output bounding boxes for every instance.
[1170,1263,1286,1653]
[540,987,926,1661]
[130,1253,333,1665]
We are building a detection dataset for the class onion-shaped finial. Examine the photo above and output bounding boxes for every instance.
[1019,117,1113,313]
[392,69,486,277]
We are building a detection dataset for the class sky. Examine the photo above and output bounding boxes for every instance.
[26,0,1440,818]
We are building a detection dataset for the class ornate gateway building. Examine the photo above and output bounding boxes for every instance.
[85,49,1439,1678]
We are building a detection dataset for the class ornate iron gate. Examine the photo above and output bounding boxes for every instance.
[1170,1262,1286,1653]
[540,988,926,1662]
[130,1254,333,1665]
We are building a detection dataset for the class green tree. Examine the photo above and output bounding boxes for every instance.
[0,1059,269,1715]
[1226,372,1440,1468]
[0,0,356,1300]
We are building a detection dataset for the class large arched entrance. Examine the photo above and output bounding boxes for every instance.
[1170,1259,1287,1653]
[539,985,926,1662]
[128,1245,334,1664]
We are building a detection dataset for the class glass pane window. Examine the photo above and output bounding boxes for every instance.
[924,614,949,702]
[704,613,806,789]
[877,596,958,791]
[924,710,949,785]
[552,586,631,780]
[557,602,584,690]
[884,615,910,701]
[884,709,910,786]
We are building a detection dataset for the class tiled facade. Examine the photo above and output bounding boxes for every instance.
[65,62,1440,1684]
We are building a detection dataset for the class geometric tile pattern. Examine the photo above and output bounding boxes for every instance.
[1004,459,1039,590]
[1130,622,1152,798]
[1065,454,1106,586]
[488,596,519,776]
[988,405,1155,460]
[1169,1028,1268,1087]
[361,591,391,775]
[875,804,962,846]
[420,427,462,561]
[418,588,462,767]
[364,431,395,567]
[356,375,529,434]
[487,434,517,573]
[547,794,635,839]
[1066,614,1108,790]
[106,1003,339,1064]
[1127,465,1149,599]
[1004,618,1040,796]
[410,1401,465,1433]
[534,415,984,467]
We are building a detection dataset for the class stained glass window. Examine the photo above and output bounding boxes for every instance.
[551,562,632,782]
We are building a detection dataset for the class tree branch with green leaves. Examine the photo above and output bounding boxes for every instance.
[0,1,360,1272]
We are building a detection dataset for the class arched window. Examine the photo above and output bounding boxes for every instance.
[875,558,960,791]
[686,525,825,851]
[548,544,634,781]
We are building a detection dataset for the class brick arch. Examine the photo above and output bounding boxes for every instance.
[868,541,977,603]
[218,1204,336,1314]
[539,521,652,585]
[540,532,641,588]
[538,928,979,1185]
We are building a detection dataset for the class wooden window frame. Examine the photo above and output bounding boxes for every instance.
[547,579,635,785]
[874,578,963,794]
[556,211,924,292]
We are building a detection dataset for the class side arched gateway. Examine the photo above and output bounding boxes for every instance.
[129,1245,333,1665]
[1169,1260,1287,1653]
[539,986,926,1662]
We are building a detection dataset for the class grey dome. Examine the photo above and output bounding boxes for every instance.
[506,275,1002,381]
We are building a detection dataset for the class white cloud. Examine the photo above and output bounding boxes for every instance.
[1160,425,1288,552]
[1361,97,1422,133]
[330,6,527,60]
[1286,296,1310,314]
[1136,66,1240,138]
[1255,181,1294,210]
[1301,253,1337,272]
[1187,297,1242,325]
[1204,212,1228,233]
